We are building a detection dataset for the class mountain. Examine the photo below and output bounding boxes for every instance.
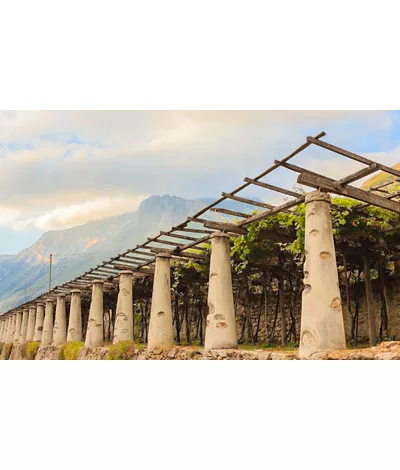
[0,194,262,313]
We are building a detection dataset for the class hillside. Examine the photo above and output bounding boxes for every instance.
[0,194,258,313]
[361,163,400,191]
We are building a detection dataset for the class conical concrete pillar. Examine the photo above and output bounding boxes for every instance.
[20,308,29,343]
[42,299,54,346]
[113,270,133,344]
[0,319,5,342]
[85,280,104,348]
[7,315,14,343]
[53,294,67,346]
[299,191,346,359]
[205,232,238,351]
[148,254,174,348]
[14,310,23,343]
[67,290,82,342]
[26,306,36,342]
[33,303,45,342]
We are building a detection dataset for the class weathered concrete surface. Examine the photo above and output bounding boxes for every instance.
[6,316,13,343]
[26,306,36,342]
[13,311,22,343]
[41,299,54,346]
[299,191,346,359]
[85,281,104,347]
[67,290,82,342]
[20,308,29,343]
[33,303,45,342]
[148,254,174,349]
[53,294,67,346]
[113,270,133,344]
[205,232,238,351]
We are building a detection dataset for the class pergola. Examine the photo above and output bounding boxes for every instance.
[2,131,400,355]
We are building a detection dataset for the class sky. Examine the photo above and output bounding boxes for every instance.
[1,110,400,255]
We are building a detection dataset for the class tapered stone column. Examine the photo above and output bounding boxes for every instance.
[26,306,36,342]
[7,315,14,343]
[0,319,5,342]
[20,308,29,343]
[33,303,45,342]
[67,290,82,342]
[42,299,54,346]
[148,254,174,349]
[85,280,104,347]
[14,310,23,343]
[113,270,133,344]
[299,191,346,359]
[205,232,238,351]
[53,294,67,346]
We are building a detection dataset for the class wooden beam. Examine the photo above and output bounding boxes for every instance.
[297,171,400,214]
[160,231,198,241]
[334,163,378,186]
[210,207,251,218]
[149,247,208,260]
[203,220,247,234]
[221,192,274,209]
[307,137,400,178]
[244,178,300,198]
[172,226,215,235]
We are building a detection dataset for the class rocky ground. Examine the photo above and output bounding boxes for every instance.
[2,340,400,360]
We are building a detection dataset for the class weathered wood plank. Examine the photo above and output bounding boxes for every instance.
[210,207,251,218]
[244,178,300,197]
[297,171,400,214]
[334,163,378,186]
[203,220,247,234]
[221,192,275,209]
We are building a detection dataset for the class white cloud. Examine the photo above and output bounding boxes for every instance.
[0,110,397,233]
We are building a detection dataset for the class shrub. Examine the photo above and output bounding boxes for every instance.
[107,340,136,360]
[59,342,84,360]
[21,342,40,360]
[3,343,13,360]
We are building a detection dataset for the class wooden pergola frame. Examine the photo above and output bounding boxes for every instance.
[3,130,400,318]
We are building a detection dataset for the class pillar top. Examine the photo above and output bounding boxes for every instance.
[57,293,66,298]
[70,289,82,294]
[36,302,45,306]
[28,305,36,310]
[305,190,331,205]
[92,279,104,284]
[155,253,171,259]
[45,297,55,302]
[119,270,133,275]
[210,231,231,240]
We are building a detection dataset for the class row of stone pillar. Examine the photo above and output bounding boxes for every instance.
[0,193,347,357]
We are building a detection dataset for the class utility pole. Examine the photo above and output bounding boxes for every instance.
[49,253,53,292]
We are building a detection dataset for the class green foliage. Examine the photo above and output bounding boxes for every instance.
[59,342,84,360]
[3,343,13,360]
[107,340,136,360]
[21,342,40,360]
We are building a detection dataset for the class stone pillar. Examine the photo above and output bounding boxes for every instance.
[148,254,174,349]
[42,299,54,346]
[7,315,14,343]
[20,308,29,343]
[67,290,82,342]
[33,303,45,342]
[26,305,36,342]
[53,294,67,346]
[85,280,104,348]
[0,319,5,342]
[204,232,238,351]
[14,310,23,343]
[113,270,133,344]
[299,191,346,359]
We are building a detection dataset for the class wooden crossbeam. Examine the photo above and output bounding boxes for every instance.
[172,226,215,235]
[334,163,378,186]
[307,137,400,178]
[160,231,198,241]
[203,221,247,234]
[221,192,274,209]
[244,178,300,197]
[149,247,208,260]
[210,207,251,218]
[297,171,400,214]
[149,238,208,252]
